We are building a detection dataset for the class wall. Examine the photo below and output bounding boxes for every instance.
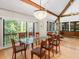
[0,9,38,22]
[39,19,47,37]
[0,18,3,49]
[60,15,79,22]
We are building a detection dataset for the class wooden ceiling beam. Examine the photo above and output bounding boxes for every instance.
[21,0,58,17]
[59,0,74,17]
[55,0,74,22]
[61,12,79,17]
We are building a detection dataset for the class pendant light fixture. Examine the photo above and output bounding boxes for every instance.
[33,0,47,20]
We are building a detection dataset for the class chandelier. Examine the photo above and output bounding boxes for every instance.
[33,0,47,20]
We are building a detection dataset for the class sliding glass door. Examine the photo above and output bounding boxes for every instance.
[3,20,27,47]
[3,19,38,48]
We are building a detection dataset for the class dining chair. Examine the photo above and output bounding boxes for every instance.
[31,40,46,59]
[19,32,26,39]
[52,35,60,53]
[41,39,54,59]
[11,39,27,59]
[35,32,40,45]
[29,32,33,37]
[35,32,40,38]
[18,32,27,46]
[47,32,53,36]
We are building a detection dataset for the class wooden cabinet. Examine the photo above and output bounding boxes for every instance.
[60,32,79,37]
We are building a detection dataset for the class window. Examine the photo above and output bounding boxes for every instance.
[70,22,75,32]
[3,20,27,47]
[62,22,69,31]
[47,22,55,32]
[76,22,79,32]
[61,21,79,32]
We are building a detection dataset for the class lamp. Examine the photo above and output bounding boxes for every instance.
[33,0,47,20]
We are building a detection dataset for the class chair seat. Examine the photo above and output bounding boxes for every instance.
[42,44,53,50]
[16,45,26,52]
[31,47,46,57]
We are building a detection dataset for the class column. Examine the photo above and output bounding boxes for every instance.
[39,20,47,37]
[56,17,60,35]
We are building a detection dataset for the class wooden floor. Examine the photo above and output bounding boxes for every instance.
[0,37,79,59]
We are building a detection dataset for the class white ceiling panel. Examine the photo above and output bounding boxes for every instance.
[32,0,70,15]
[46,0,70,15]
[0,0,36,16]
[63,0,79,15]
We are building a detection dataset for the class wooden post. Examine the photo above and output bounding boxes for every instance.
[56,17,60,35]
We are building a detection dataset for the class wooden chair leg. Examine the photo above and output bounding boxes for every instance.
[48,51,50,59]
[24,50,26,59]
[52,49,54,56]
[40,57,41,59]
[12,53,14,59]
[56,46,58,54]
[14,53,16,59]
[45,54,46,59]
[59,45,60,52]
[31,52,33,59]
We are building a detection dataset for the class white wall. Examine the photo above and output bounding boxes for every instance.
[0,18,3,49]
[0,9,38,22]
[39,19,47,37]
[60,15,79,22]
[35,22,39,32]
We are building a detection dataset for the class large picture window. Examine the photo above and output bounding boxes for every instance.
[62,22,69,31]
[3,20,27,47]
[47,22,55,32]
[3,19,38,47]
[70,22,75,32]
[76,22,79,32]
[61,21,79,32]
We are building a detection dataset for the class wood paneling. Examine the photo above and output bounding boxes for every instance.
[60,32,79,37]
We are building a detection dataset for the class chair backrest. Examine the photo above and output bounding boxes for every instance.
[35,32,40,38]
[54,35,60,45]
[29,32,33,37]
[40,40,47,53]
[11,39,16,52]
[19,32,26,39]
[41,40,47,48]
[47,32,53,36]
[47,38,53,45]
[52,34,56,39]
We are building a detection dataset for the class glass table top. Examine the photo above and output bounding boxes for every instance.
[20,36,48,44]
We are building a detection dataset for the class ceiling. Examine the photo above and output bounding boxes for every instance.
[31,0,70,15]
[0,0,78,21]
[64,0,79,15]
[0,0,36,16]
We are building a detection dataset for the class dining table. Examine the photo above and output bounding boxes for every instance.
[19,36,48,49]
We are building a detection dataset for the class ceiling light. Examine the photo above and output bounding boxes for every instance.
[33,0,47,20]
